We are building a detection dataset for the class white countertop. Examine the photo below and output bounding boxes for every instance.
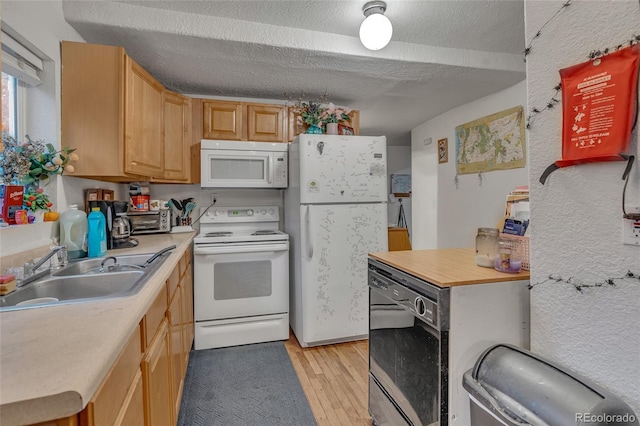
[0,232,195,426]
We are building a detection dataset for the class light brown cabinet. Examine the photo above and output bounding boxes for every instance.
[79,327,142,426]
[168,288,184,417]
[124,56,165,178]
[203,100,244,140]
[43,252,194,426]
[142,319,173,426]
[61,41,193,183]
[158,92,192,181]
[201,99,287,142]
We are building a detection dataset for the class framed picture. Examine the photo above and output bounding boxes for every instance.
[337,124,354,136]
[438,138,448,163]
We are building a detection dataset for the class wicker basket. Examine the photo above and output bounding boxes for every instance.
[499,233,530,271]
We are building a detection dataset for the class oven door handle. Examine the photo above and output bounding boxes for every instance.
[194,244,288,255]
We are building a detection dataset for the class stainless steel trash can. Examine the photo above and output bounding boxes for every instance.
[463,344,638,426]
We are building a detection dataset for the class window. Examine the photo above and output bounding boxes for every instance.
[2,72,18,137]
[2,29,44,141]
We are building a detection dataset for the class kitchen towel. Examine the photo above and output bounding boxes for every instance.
[177,341,317,426]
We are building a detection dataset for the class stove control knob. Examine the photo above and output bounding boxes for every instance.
[268,208,275,215]
[213,210,219,216]
[246,209,254,216]
[260,209,266,215]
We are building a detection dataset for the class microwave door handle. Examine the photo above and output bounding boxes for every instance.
[305,206,314,260]
[267,155,273,184]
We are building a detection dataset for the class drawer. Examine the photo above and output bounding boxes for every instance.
[142,287,168,350]
[81,327,142,426]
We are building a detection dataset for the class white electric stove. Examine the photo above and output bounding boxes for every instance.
[193,206,289,350]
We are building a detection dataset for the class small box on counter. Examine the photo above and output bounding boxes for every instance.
[84,188,117,213]
[1,185,24,225]
[130,195,150,212]
[102,189,115,200]
[84,189,102,213]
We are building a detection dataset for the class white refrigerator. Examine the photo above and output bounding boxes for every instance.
[285,134,388,347]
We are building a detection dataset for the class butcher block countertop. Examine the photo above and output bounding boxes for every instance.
[0,232,195,426]
[369,247,530,287]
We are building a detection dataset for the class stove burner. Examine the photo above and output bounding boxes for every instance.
[251,230,280,236]
[205,231,233,237]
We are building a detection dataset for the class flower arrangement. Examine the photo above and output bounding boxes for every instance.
[0,132,79,185]
[319,103,352,124]
[23,187,53,212]
[297,100,325,127]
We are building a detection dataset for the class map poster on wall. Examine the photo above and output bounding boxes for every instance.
[455,105,526,175]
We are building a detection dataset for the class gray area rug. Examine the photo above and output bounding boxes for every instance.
[177,341,317,426]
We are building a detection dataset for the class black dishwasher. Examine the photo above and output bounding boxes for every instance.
[368,258,450,426]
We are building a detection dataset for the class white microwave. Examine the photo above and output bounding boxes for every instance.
[200,140,288,188]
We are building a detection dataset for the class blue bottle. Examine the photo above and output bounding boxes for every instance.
[87,207,107,258]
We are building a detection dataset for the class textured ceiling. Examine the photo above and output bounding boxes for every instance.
[62,0,526,146]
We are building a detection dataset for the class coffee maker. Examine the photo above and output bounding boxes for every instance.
[88,200,138,249]
[112,201,138,249]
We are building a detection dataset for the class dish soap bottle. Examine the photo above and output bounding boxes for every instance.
[87,207,107,258]
[59,204,88,259]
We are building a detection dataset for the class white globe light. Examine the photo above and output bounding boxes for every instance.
[359,13,393,51]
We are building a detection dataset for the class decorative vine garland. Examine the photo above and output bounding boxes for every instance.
[523,0,640,129]
[529,271,639,292]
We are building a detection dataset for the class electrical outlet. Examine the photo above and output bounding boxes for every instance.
[622,206,640,246]
[211,193,218,205]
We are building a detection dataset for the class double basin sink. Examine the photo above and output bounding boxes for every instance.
[0,251,172,312]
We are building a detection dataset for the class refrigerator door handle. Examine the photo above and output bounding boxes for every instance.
[305,206,314,260]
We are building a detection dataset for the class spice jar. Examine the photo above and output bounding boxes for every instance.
[494,236,522,273]
[475,228,499,267]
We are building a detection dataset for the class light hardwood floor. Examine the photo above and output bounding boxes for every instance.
[284,331,371,426]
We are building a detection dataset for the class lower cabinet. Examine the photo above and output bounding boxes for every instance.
[142,320,174,426]
[114,369,144,426]
[66,251,194,426]
[168,288,185,417]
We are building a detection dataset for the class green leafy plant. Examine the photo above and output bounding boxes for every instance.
[0,132,79,185]
[319,103,351,124]
[23,187,53,212]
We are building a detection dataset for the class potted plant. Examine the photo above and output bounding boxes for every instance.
[0,132,79,186]
[23,186,53,222]
[320,103,352,135]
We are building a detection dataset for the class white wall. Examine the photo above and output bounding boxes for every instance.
[525,0,640,412]
[387,146,412,239]
[0,1,122,256]
[148,185,283,232]
[411,81,528,249]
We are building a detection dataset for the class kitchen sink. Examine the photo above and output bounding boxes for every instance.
[0,251,172,312]
[51,254,158,276]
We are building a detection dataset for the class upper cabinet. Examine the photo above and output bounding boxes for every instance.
[62,41,194,183]
[156,91,192,182]
[201,99,287,143]
[124,57,164,178]
[202,100,243,140]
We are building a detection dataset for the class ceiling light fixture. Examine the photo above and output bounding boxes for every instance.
[359,1,393,51]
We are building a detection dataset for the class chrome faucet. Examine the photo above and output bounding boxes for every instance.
[18,245,67,288]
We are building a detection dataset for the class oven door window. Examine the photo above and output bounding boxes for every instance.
[194,245,288,321]
[214,260,271,300]
[369,288,444,426]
